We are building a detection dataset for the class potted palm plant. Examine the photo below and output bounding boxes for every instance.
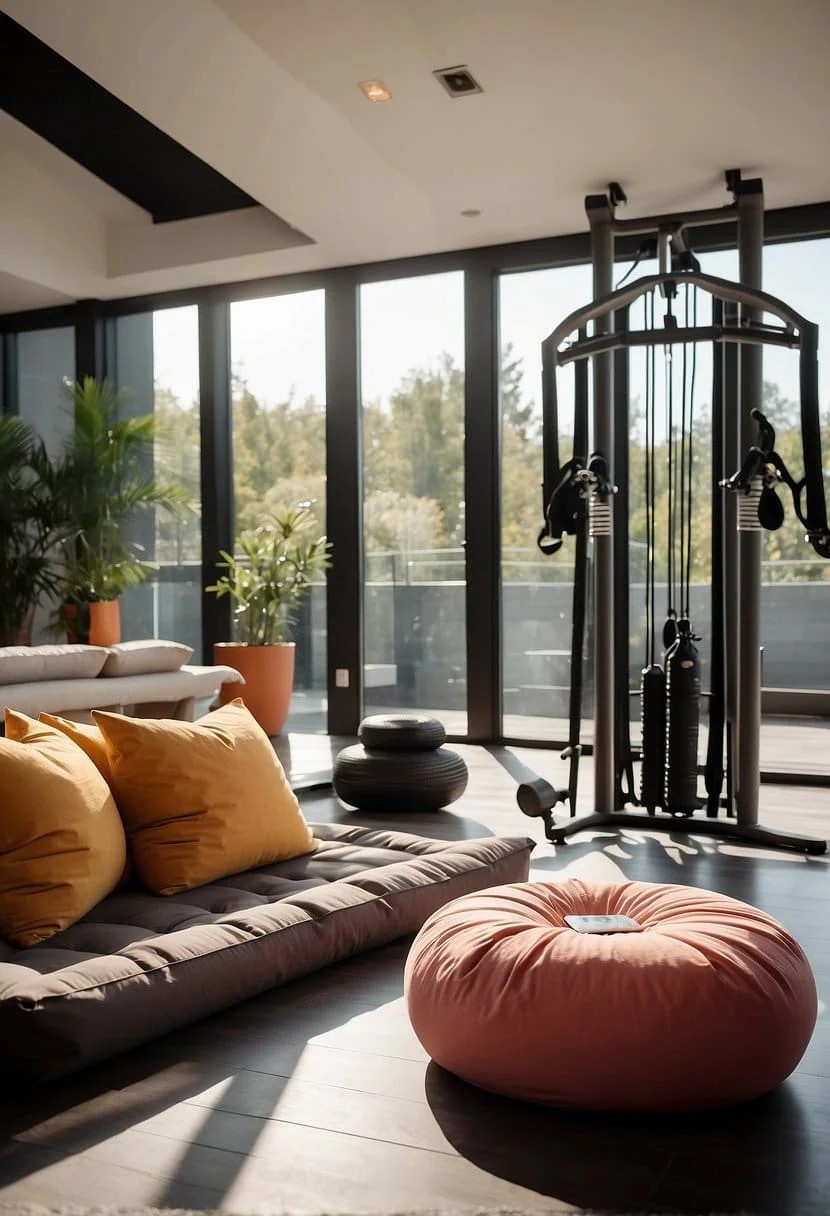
[57,376,188,645]
[206,504,331,735]
[0,415,66,646]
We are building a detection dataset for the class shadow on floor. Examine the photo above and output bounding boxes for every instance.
[0,946,405,1209]
[426,1063,813,1216]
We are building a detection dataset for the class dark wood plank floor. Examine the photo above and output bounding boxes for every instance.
[0,734,828,1215]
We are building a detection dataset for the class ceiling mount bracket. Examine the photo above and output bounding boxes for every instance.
[608,181,627,209]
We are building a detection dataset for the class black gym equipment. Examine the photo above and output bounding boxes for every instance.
[518,171,829,855]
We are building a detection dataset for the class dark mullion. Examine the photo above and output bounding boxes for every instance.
[464,263,501,742]
[74,298,106,382]
[1,333,18,414]
[325,272,364,735]
[102,316,118,382]
[198,300,233,663]
[0,303,79,335]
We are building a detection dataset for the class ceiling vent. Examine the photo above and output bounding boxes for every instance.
[433,65,483,98]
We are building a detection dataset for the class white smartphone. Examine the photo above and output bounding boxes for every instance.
[563,914,643,934]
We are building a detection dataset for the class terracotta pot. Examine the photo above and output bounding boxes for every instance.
[89,600,121,646]
[62,600,122,646]
[214,641,296,737]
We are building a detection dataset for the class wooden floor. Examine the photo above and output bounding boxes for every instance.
[0,735,828,1215]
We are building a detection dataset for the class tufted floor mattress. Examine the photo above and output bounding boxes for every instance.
[0,822,533,1082]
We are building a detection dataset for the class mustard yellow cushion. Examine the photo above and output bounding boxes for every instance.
[0,709,128,947]
[37,713,112,782]
[35,715,132,888]
[93,700,315,895]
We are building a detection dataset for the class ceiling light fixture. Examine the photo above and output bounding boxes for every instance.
[359,79,391,103]
[433,65,483,98]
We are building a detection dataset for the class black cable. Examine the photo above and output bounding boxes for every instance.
[615,239,652,290]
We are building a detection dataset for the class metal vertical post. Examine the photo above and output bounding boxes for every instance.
[586,195,615,812]
[722,301,740,809]
[736,181,764,826]
[613,307,633,805]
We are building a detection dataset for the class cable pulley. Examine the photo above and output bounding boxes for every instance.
[582,452,617,538]
[723,408,830,554]
[537,458,586,555]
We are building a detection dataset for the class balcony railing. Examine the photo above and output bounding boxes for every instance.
[120,550,830,721]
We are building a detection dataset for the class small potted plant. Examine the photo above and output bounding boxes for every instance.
[206,504,331,735]
[57,376,188,645]
[0,415,66,646]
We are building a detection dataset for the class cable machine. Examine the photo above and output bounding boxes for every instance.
[518,172,830,855]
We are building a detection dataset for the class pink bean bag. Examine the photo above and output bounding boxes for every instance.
[404,878,817,1111]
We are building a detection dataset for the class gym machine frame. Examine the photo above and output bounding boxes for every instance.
[525,173,829,855]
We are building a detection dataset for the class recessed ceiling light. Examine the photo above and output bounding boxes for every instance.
[460,209,481,218]
[433,65,483,98]
[359,80,391,103]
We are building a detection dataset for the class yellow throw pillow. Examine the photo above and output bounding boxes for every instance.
[38,713,112,782]
[0,710,128,947]
[93,700,315,895]
[36,714,132,887]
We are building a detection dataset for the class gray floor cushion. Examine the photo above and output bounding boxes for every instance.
[0,822,533,1082]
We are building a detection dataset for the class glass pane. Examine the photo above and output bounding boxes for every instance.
[499,251,738,748]
[230,291,327,733]
[17,327,74,456]
[499,265,592,742]
[114,307,202,655]
[360,271,466,735]
[15,327,75,643]
[760,238,830,777]
[761,239,830,686]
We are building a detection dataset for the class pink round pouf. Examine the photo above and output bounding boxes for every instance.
[404,878,817,1112]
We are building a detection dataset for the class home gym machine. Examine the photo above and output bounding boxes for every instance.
[517,171,829,854]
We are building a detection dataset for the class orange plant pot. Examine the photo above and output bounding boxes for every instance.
[89,600,122,646]
[62,600,122,646]
[213,641,296,737]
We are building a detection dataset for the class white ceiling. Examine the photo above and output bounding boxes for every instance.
[2,0,830,314]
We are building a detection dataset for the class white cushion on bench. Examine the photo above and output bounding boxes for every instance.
[100,639,193,677]
[0,645,110,685]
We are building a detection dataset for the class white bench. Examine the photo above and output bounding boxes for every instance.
[0,664,245,723]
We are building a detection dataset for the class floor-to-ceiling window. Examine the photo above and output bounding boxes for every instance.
[759,238,830,777]
[498,264,592,741]
[15,327,75,643]
[114,306,202,653]
[497,251,748,750]
[360,271,467,734]
[761,238,830,687]
[230,290,327,733]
